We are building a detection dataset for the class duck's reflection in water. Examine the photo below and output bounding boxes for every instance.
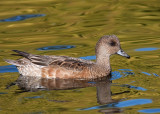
[95,76,122,113]
[17,75,97,91]
[16,75,122,113]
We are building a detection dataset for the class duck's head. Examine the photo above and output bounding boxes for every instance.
[96,35,130,58]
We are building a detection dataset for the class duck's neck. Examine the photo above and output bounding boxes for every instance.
[96,54,111,71]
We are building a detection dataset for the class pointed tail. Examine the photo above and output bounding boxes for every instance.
[4,59,22,66]
[4,50,31,66]
[12,50,30,58]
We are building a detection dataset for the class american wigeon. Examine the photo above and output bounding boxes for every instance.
[5,35,130,79]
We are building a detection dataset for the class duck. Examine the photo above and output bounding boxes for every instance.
[5,35,130,79]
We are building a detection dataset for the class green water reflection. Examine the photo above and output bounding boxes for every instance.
[0,0,160,113]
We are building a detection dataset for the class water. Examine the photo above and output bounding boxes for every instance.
[0,65,18,73]
[0,14,45,22]
[138,108,160,113]
[135,47,159,52]
[80,99,152,110]
[37,45,75,51]
[0,0,160,113]
[79,55,96,60]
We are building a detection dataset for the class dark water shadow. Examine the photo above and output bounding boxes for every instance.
[0,14,45,22]
[37,45,75,51]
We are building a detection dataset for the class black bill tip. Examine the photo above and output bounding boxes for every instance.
[126,55,130,59]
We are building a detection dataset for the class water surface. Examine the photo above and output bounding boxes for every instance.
[135,47,159,51]
[37,45,75,51]
[0,0,160,113]
[0,14,45,22]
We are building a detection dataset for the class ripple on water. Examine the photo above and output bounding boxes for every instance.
[0,14,45,22]
[79,99,152,110]
[119,69,133,71]
[24,96,42,99]
[153,73,159,77]
[141,71,152,76]
[26,111,43,114]
[135,47,159,51]
[111,71,123,80]
[111,69,134,80]
[37,45,75,51]
[0,65,18,73]
[0,92,8,94]
[138,108,160,113]
[120,84,147,91]
[111,69,147,91]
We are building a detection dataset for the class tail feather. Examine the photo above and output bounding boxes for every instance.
[5,50,48,66]
[4,59,22,66]
[12,50,30,58]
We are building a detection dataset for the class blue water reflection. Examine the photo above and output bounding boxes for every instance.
[153,73,159,77]
[0,65,18,73]
[138,108,160,113]
[37,45,75,51]
[135,47,159,51]
[111,71,122,80]
[80,99,152,110]
[122,71,135,76]
[111,69,134,80]
[0,14,45,22]
[120,84,147,91]
[111,69,147,91]
[79,55,96,60]
[24,96,42,99]
[142,72,151,76]
[0,92,8,94]
[119,69,133,71]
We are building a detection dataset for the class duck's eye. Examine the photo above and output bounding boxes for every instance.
[109,40,116,46]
